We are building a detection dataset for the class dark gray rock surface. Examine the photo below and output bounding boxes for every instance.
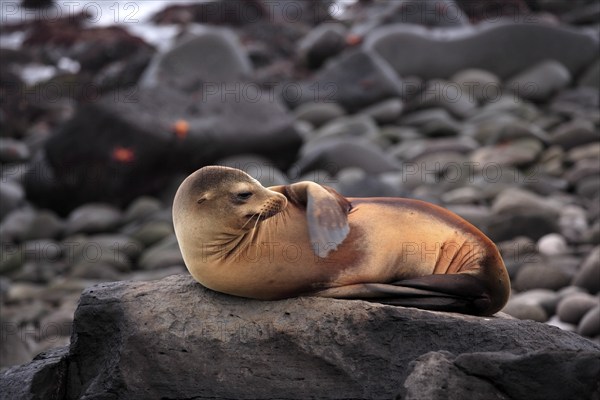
[2,274,598,399]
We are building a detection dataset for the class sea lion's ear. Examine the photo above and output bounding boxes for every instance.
[286,182,351,258]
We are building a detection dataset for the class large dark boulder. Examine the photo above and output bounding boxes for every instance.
[2,274,598,399]
[364,21,599,80]
[282,49,405,112]
[24,84,301,214]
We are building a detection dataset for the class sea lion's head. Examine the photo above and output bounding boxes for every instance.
[173,166,287,237]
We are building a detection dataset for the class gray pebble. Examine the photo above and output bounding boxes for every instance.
[559,205,588,243]
[491,187,562,217]
[441,186,485,205]
[293,102,346,128]
[70,261,124,281]
[515,264,571,292]
[127,220,174,247]
[400,108,462,136]
[138,234,184,270]
[0,181,24,220]
[124,196,162,223]
[576,175,600,199]
[557,292,599,325]
[572,246,600,294]
[567,142,600,163]
[502,300,548,322]
[0,138,30,163]
[537,233,569,256]
[470,138,543,169]
[511,289,560,316]
[577,58,600,89]
[506,60,571,102]
[577,305,600,337]
[23,210,64,241]
[297,22,346,68]
[360,98,404,124]
[412,79,478,119]
[450,68,501,104]
[66,203,122,235]
[550,118,597,150]
[85,234,144,260]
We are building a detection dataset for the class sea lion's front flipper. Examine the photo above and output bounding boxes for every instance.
[285,182,351,258]
[312,274,492,315]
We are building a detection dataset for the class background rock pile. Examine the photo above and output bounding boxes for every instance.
[1,0,599,374]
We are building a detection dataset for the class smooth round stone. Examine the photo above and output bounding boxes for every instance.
[85,234,144,260]
[297,22,346,68]
[510,289,560,316]
[502,300,548,322]
[335,168,401,198]
[38,303,77,340]
[470,138,543,169]
[293,102,346,128]
[556,292,599,325]
[450,68,501,103]
[413,79,478,119]
[22,239,62,261]
[577,305,600,337]
[66,203,122,235]
[583,221,600,245]
[0,208,35,242]
[12,260,61,283]
[140,27,252,89]
[400,108,462,136]
[491,187,561,217]
[577,58,600,89]
[472,115,550,144]
[441,186,485,204]
[506,60,572,102]
[63,235,132,273]
[550,119,597,150]
[359,98,404,124]
[0,245,23,275]
[567,142,600,163]
[572,246,600,294]
[469,95,540,124]
[128,220,174,247]
[537,234,569,256]
[546,315,577,332]
[6,282,45,302]
[0,181,25,220]
[379,126,422,143]
[515,264,571,291]
[23,210,64,241]
[559,205,588,243]
[564,158,599,184]
[0,138,30,163]
[138,234,184,270]
[313,114,379,142]
[576,176,600,199]
[557,285,588,300]
[70,261,124,281]
[124,196,162,223]
[538,146,565,177]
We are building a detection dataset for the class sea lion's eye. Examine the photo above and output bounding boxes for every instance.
[236,192,253,200]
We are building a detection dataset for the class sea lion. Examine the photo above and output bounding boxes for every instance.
[173,166,510,316]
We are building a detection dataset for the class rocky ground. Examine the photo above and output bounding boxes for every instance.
[1,0,599,374]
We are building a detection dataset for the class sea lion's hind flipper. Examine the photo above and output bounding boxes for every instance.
[286,182,351,258]
[312,275,492,315]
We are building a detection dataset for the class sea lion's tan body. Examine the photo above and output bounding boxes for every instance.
[173,166,510,316]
